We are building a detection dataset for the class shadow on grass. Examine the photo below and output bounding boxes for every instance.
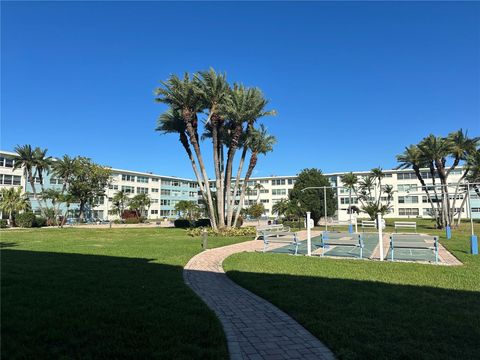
[1,249,228,360]
[227,270,480,360]
[0,242,18,248]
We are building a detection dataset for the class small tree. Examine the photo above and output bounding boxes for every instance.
[247,203,265,224]
[129,193,151,219]
[111,190,130,219]
[0,187,31,226]
[174,200,200,220]
[289,169,336,225]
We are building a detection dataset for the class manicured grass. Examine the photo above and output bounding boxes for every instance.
[224,220,480,360]
[1,227,248,359]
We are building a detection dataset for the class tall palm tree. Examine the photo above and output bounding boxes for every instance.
[254,182,264,203]
[233,125,276,227]
[0,187,31,225]
[224,86,276,226]
[51,155,78,218]
[340,172,358,223]
[396,144,441,227]
[194,69,230,227]
[155,73,217,230]
[13,144,50,215]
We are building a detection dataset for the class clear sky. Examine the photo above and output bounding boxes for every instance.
[2,1,479,178]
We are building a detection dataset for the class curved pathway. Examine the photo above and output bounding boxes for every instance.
[183,238,335,360]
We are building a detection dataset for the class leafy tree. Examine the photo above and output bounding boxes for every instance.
[0,187,31,225]
[67,157,111,221]
[247,203,265,224]
[289,169,336,225]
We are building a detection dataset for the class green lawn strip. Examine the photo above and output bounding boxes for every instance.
[224,221,480,360]
[1,227,248,359]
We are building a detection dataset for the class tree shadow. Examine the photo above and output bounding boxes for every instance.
[0,242,18,248]
[227,270,480,360]
[1,249,228,360]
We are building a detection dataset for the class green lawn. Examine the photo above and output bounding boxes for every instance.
[1,227,248,359]
[224,220,480,360]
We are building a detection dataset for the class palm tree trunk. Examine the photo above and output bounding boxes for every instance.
[211,118,224,228]
[28,175,45,216]
[224,124,243,227]
[455,195,468,227]
[412,166,440,228]
[449,170,469,225]
[233,152,258,227]
[228,146,248,227]
[183,111,218,230]
[179,132,208,205]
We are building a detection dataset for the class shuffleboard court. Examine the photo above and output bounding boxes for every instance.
[388,233,438,263]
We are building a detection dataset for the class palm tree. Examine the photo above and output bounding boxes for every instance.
[51,155,78,219]
[194,69,230,227]
[0,187,31,226]
[112,190,130,220]
[155,73,217,230]
[396,144,441,227]
[225,86,276,227]
[129,193,151,219]
[340,172,358,224]
[233,125,276,227]
[39,188,62,225]
[13,145,50,215]
[254,182,264,203]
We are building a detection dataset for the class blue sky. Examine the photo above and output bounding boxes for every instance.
[2,1,479,178]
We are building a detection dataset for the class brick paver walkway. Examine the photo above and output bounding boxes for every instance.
[183,239,335,360]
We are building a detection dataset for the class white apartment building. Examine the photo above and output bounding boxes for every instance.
[1,149,478,220]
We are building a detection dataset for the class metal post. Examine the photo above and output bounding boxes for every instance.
[324,187,328,233]
[377,212,384,261]
[306,211,312,256]
[348,188,353,233]
[202,229,208,251]
[466,182,478,255]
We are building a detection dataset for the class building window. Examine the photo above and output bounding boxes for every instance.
[472,208,480,213]
[260,179,269,184]
[151,188,159,193]
[272,189,287,196]
[160,199,170,206]
[151,199,159,203]
[137,187,148,194]
[161,180,171,186]
[398,196,418,204]
[151,178,159,182]
[122,174,135,182]
[121,186,134,194]
[171,181,180,187]
[151,210,159,215]
[161,189,171,196]
[397,184,417,192]
[260,199,269,203]
[399,208,419,216]
[137,176,149,183]
[397,172,416,180]
[160,210,170,216]
[272,179,286,186]
[288,179,295,185]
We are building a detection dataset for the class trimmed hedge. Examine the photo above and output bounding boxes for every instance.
[15,213,37,228]
[174,219,194,228]
[125,218,140,224]
[195,218,211,228]
[0,219,8,228]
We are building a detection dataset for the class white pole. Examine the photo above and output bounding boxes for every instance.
[377,212,384,261]
[306,211,312,256]
[354,213,358,233]
[467,182,474,237]
[324,186,328,232]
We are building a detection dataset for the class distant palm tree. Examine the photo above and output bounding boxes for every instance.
[254,182,264,203]
[13,145,51,215]
[0,187,30,225]
[129,193,152,218]
[340,172,358,223]
[112,191,130,219]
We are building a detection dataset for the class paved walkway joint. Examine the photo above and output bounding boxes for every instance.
[183,238,335,360]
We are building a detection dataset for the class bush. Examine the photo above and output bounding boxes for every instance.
[282,220,305,229]
[35,217,47,228]
[125,218,140,224]
[187,226,256,237]
[174,219,193,228]
[0,219,8,228]
[195,218,211,228]
[15,212,37,228]
[235,216,244,228]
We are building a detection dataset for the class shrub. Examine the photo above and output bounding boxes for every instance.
[187,226,256,237]
[125,218,140,224]
[235,216,243,228]
[282,220,305,230]
[0,219,8,228]
[35,217,47,228]
[195,218,211,228]
[15,212,36,228]
[174,219,193,228]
